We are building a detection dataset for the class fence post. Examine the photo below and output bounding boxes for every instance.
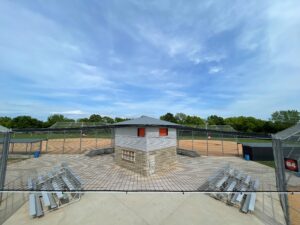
[0,132,11,202]
[272,138,290,225]
[79,130,82,153]
[192,130,194,151]
[206,131,209,156]
[45,131,49,153]
[62,130,66,154]
[221,133,224,156]
[236,135,239,157]
[95,129,98,148]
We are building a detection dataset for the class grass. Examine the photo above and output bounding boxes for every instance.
[255,160,275,168]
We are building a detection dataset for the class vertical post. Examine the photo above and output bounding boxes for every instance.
[62,130,66,154]
[25,143,28,153]
[11,143,14,153]
[95,129,98,148]
[0,132,11,202]
[30,143,32,154]
[272,138,290,225]
[221,133,224,156]
[176,129,179,149]
[79,130,82,153]
[206,131,209,156]
[236,135,239,157]
[192,130,194,151]
[111,128,115,149]
[45,131,49,153]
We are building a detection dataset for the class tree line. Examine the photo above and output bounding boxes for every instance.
[160,110,300,133]
[0,110,299,134]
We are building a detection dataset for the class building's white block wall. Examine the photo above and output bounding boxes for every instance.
[114,127,177,151]
[146,127,176,151]
[115,127,147,151]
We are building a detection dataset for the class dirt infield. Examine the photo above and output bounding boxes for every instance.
[288,189,300,225]
[178,139,243,156]
[8,138,242,156]
[9,138,112,154]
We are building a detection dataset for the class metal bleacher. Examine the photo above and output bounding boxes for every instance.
[207,166,259,214]
[28,163,82,218]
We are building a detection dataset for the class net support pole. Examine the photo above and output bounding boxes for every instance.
[62,130,66,154]
[236,135,239,157]
[221,133,224,156]
[206,131,209,156]
[79,130,82,153]
[0,132,11,202]
[192,130,194,151]
[95,129,98,148]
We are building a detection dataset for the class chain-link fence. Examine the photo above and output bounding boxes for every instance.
[272,123,300,225]
[9,127,113,154]
[178,129,270,157]
[0,126,293,225]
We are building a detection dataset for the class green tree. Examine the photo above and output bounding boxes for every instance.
[207,115,225,125]
[114,117,129,123]
[271,110,300,125]
[11,116,44,129]
[175,113,187,124]
[185,115,205,126]
[77,118,89,122]
[89,114,102,122]
[102,116,114,124]
[45,114,74,127]
[0,116,12,128]
[160,113,177,123]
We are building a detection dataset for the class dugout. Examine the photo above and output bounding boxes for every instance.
[240,142,274,161]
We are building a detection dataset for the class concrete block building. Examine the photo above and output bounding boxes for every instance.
[114,116,179,176]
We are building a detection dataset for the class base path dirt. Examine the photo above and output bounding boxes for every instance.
[178,139,243,156]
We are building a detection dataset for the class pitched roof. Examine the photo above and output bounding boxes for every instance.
[113,116,179,127]
[273,123,300,140]
[0,125,11,133]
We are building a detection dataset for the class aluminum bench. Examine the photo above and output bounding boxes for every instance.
[28,178,34,190]
[235,188,247,203]
[248,193,256,212]
[215,176,229,189]
[244,175,251,185]
[62,176,75,191]
[41,191,51,208]
[253,179,259,191]
[48,193,58,209]
[29,194,36,217]
[226,181,237,192]
[241,194,252,213]
[52,181,64,199]
[35,193,44,217]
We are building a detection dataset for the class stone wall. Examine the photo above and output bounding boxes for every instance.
[115,146,177,176]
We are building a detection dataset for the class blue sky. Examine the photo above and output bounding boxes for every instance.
[0,0,299,120]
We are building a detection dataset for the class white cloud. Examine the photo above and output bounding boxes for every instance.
[209,66,223,74]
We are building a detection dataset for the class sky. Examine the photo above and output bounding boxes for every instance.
[0,0,299,120]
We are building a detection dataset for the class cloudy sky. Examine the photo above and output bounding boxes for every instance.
[0,0,299,120]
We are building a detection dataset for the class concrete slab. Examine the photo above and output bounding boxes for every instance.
[3,193,283,225]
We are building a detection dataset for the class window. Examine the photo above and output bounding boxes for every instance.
[122,150,135,162]
[159,128,168,136]
[137,128,145,137]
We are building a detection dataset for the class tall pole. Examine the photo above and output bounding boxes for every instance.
[206,131,209,156]
[0,132,11,202]
[79,130,82,153]
[221,133,224,156]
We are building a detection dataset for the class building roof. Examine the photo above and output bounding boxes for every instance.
[239,142,272,148]
[0,125,11,133]
[113,116,179,127]
[273,123,300,140]
[0,138,45,144]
